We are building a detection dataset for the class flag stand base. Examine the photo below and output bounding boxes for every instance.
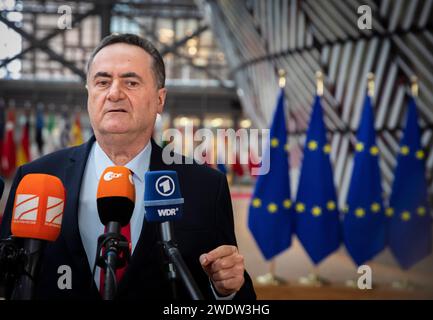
[255,259,287,286]
[256,273,287,286]
[391,270,417,290]
[344,279,358,288]
[298,267,330,287]
[391,278,416,290]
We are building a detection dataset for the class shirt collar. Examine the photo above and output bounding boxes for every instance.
[94,140,152,183]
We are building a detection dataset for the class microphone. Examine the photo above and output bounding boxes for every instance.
[10,173,65,300]
[144,171,203,300]
[96,166,135,300]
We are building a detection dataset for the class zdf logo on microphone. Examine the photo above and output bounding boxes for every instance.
[156,176,175,196]
[103,171,123,181]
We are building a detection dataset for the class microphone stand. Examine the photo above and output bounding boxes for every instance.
[11,239,44,300]
[96,222,130,300]
[159,222,203,300]
[0,237,26,299]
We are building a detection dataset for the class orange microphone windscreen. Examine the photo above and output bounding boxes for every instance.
[97,166,135,226]
[11,173,66,242]
[97,166,135,202]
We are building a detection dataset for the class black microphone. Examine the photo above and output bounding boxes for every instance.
[144,170,203,300]
[96,166,135,300]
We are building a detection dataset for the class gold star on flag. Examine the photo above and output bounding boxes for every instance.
[342,205,349,213]
[271,138,279,148]
[371,202,381,213]
[311,206,322,217]
[267,203,278,213]
[355,142,364,152]
[307,140,318,151]
[401,211,411,221]
[252,198,261,208]
[283,199,292,209]
[417,207,426,216]
[326,201,336,211]
[296,202,305,213]
[416,150,425,160]
[370,146,379,156]
[285,143,290,152]
[385,207,394,217]
[323,144,331,154]
[400,145,410,156]
[355,208,365,218]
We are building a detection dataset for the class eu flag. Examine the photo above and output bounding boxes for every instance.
[294,95,340,265]
[343,94,386,266]
[248,89,293,260]
[388,97,432,269]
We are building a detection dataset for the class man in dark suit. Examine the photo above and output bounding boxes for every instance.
[0,34,256,300]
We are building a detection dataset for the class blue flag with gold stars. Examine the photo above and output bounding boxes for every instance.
[388,97,432,270]
[294,95,340,265]
[343,94,386,266]
[248,89,293,260]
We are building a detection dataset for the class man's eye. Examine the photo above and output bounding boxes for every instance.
[126,81,139,87]
[96,80,109,87]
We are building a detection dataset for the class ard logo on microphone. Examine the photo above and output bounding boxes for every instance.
[13,193,64,227]
[156,175,175,196]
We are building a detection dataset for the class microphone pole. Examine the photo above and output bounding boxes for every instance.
[101,221,128,300]
[11,240,44,300]
[159,221,203,300]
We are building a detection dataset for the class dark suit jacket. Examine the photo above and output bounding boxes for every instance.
[0,137,256,300]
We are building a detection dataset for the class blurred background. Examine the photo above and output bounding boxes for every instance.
[0,0,432,299]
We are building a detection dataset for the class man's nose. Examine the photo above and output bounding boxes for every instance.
[107,80,125,101]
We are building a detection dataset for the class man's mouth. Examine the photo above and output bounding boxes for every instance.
[107,108,127,113]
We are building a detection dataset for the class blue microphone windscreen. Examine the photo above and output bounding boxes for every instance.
[144,171,184,222]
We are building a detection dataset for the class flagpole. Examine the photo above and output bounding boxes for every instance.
[344,72,376,288]
[391,75,419,291]
[411,75,418,98]
[255,69,288,287]
[367,72,375,97]
[297,71,331,287]
[316,71,324,97]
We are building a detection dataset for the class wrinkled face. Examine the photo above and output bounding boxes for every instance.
[86,43,166,139]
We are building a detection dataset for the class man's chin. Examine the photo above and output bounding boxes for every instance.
[98,128,130,136]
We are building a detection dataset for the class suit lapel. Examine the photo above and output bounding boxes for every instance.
[61,136,98,293]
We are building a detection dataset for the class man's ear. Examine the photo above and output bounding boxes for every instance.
[157,87,167,114]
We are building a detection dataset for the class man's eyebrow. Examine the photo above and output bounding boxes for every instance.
[93,71,112,80]
[120,72,143,81]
